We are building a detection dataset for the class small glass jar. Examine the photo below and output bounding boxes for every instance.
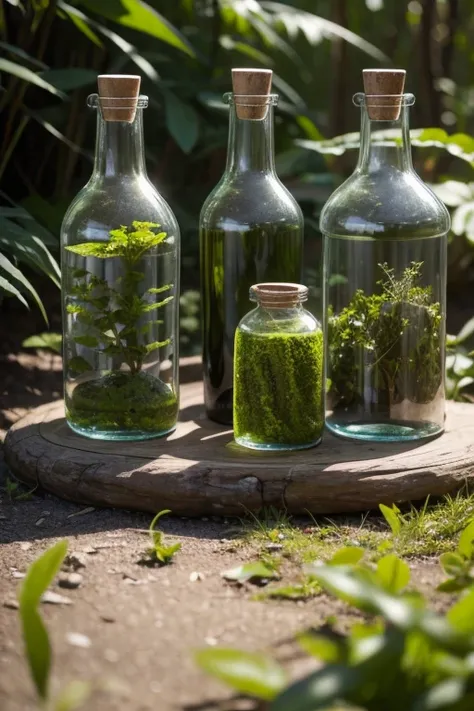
[61,75,180,441]
[234,283,324,451]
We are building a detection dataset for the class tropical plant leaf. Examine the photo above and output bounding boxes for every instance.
[0,275,28,308]
[161,89,199,153]
[260,1,389,61]
[195,648,286,701]
[40,68,98,91]
[77,0,195,57]
[0,252,47,321]
[0,58,66,99]
[18,541,68,699]
[58,1,160,82]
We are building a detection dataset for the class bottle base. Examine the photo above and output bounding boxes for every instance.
[66,420,176,442]
[235,435,322,452]
[326,419,443,443]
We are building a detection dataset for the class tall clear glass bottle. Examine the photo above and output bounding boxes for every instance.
[321,69,450,442]
[200,68,304,425]
[61,75,180,441]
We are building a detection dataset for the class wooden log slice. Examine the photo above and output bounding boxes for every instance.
[4,382,474,516]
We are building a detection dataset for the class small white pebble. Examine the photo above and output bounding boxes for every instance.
[104,648,119,663]
[189,571,204,582]
[67,633,91,649]
[205,636,218,646]
[11,571,25,579]
[20,542,32,551]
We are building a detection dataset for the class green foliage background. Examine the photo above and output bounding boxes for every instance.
[2,0,474,365]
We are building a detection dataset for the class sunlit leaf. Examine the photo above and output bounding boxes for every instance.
[376,554,410,593]
[379,503,401,537]
[195,648,286,700]
[54,680,92,711]
[328,547,364,566]
[222,561,278,584]
[0,252,47,321]
[0,275,28,308]
[457,520,474,558]
[77,0,195,57]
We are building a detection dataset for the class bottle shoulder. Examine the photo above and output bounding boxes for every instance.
[61,175,180,245]
[238,306,321,335]
[200,173,303,230]
[320,167,451,239]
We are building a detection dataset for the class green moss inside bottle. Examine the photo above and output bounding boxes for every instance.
[233,283,324,451]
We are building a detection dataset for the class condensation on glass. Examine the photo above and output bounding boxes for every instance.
[61,75,180,441]
[320,69,450,442]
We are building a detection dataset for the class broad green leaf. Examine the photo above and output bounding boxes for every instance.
[23,332,62,353]
[18,541,68,699]
[437,578,470,593]
[379,503,401,536]
[222,561,278,584]
[195,648,286,701]
[0,58,66,99]
[0,252,47,322]
[414,679,471,711]
[328,547,364,566]
[162,89,199,154]
[40,68,97,91]
[376,554,410,593]
[458,520,474,558]
[447,588,474,634]
[439,552,466,577]
[77,0,195,57]
[54,680,91,711]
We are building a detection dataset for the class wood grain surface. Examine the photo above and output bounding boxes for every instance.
[4,382,474,516]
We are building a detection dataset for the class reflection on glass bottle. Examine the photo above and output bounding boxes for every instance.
[200,68,304,425]
[321,69,450,442]
[61,75,180,441]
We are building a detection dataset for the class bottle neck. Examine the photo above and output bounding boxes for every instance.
[356,104,413,174]
[226,101,276,176]
[92,109,146,179]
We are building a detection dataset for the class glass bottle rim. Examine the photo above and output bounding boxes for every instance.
[87,93,149,109]
[250,282,308,307]
[353,92,415,108]
[224,92,279,107]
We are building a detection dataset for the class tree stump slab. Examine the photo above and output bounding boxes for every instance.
[4,382,474,516]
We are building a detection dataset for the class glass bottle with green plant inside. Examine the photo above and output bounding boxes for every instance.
[321,69,450,442]
[200,68,304,426]
[61,75,180,441]
[234,283,324,451]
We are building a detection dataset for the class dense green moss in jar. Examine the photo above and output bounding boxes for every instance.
[234,283,324,451]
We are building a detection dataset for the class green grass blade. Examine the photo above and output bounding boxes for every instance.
[0,252,48,322]
[0,58,67,99]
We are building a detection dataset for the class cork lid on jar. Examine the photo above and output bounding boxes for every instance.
[362,69,406,121]
[97,74,141,123]
[251,283,308,308]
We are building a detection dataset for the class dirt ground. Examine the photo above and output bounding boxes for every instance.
[0,295,452,710]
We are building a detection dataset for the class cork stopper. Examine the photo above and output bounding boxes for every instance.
[231,68,272,120]
[363,69,406,120]
[97,74,141,123]
[251,283,308,308]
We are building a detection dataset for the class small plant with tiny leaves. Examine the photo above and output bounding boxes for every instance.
[145,510,181,566]
[64,222,178,437]
[328,261,442,413]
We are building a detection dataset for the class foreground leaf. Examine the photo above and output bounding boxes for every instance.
[222,561,279,584]
[195,648,286,700]
[23,332,62,353]
[0,58,66,99]
[18,541,68,699]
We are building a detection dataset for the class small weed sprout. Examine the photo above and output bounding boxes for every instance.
[146,509,181,565]
[4,475,37,501]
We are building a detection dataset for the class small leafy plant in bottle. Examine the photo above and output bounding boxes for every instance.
[64,221,178,439]
[328,261,443,418]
